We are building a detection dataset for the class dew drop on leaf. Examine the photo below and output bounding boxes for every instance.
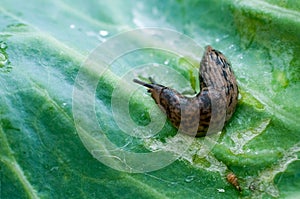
[0,53,7,65]
[99,30,109,37]
[217,188,225,193]
[0,42,7,49]
[164,59,169,65]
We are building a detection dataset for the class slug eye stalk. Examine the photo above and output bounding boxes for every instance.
[133,79,154,89]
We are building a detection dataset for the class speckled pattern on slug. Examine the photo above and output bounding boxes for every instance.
[133,45,238,137]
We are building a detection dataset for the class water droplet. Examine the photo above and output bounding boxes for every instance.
[0,42,7,49]
[0,53,8,66]
[215,38,220,42]
[99,30,109,37]
[70,24,76,29]
[0,53,6,61]
[62,102,67,107]
[184,175,195,183]
[229,44,235,49]
[217,188,225,193]
[164,59,169,65]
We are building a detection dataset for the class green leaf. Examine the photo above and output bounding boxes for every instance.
[0,0,299,198]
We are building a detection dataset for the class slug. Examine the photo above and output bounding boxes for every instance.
[133,45,238,136]
[227,172,241,191]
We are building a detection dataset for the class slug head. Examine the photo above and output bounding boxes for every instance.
[133,78,164,105]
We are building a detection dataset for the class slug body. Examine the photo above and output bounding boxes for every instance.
[133,45,238,136]
[227,172,241,191]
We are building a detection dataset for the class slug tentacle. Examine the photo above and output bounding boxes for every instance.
[133,45,238,137]
[133,79,154,89]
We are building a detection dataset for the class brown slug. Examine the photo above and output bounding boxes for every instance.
[227,172,241,191]
[133,45,238,137]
